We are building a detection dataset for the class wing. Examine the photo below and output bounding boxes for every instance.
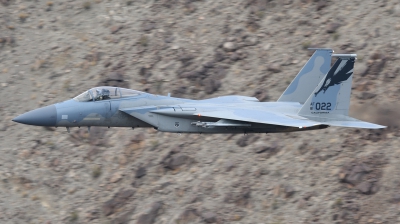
[322,120,386,129]
[121,106,321,128]
[199,109,322,128]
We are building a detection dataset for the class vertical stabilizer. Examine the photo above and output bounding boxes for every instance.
[298,54,356,121]
[277,48,333,104]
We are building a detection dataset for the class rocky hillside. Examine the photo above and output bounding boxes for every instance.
[1,0,400,223]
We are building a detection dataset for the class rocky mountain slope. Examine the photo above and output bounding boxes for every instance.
[1,0,400,223]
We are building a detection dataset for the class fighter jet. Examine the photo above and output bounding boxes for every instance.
[12,49,385,134]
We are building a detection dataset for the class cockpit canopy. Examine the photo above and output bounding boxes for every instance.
[73,86,142,102]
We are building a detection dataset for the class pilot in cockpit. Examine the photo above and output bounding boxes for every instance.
[101,89,110,100]
[73,86,140,102]
[94,88,110,101]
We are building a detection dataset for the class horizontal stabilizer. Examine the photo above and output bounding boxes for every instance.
[321,120,386,129]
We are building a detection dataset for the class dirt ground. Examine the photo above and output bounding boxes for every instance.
[1,0,400,223]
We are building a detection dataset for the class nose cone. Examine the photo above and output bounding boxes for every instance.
[13,105,57,126]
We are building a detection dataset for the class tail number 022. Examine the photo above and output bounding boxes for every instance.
[311,102,332,110]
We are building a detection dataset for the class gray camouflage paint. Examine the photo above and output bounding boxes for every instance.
[278,48,333,104]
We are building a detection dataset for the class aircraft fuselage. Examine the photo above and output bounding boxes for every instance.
[13,92,328,134]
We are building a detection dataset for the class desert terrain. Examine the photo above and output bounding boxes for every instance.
[1,0,400,223]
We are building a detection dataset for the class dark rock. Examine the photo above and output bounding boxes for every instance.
[84,51,102,63]
[253,89,268,101]
[368,59,386,76]
[362,129,386,142]
[254,143,280,159]
[111,25,124,34]
[356,181,372,194]
[224,187,251,206]
[141,21,156,32]
[103,201,120,216]
[86,147,101,161]
[326,23,340,33]
[164,36,175,43]
[339,162,372,185]
[201,212,217,223]
[230,53,240,61]
[385,72,396,79]
[130,133,145,144]
[303,192,314,201]
[112,210,134,224]
[136,201,162,224]
[236,135,250,147]
[136,167,147,178]
[225,160,235,172]
[86,127,108,146]
[175,208,198,224]
[184,3,196,14]
[371,51,383,60]
[297,199,306,209]
[203,78,221,94]
[85,208,100,222]
[297,142,309,155]
[254,167,269,177]
[111,61,126,71]
[203,61,214,68]
[253,146,268,154]
[139,66,152,78]
[102,189,135,216]
[357,92,376,100]
[214,51,226,62]
[98,72,129,88]
[339,211,349,220]
[370,183,379,194]
[297,19,311,26]
[172,86,187,97]
[212,66,228,80]
[104,60,112,68]
[159,0,178,8]
[339,154,387,195]
[267,64,281,73]
[283,185,295,198]
[179,71,197,80]
[246,16,260,32]
[389,194,400,203]
[179,54,195,66]
[316,1,328,11]
[0,0,10,6]
[163,154,190,170]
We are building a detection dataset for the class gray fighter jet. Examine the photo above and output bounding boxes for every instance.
[13,49,385,134]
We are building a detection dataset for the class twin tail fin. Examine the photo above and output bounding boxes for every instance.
[298,54,385,129]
